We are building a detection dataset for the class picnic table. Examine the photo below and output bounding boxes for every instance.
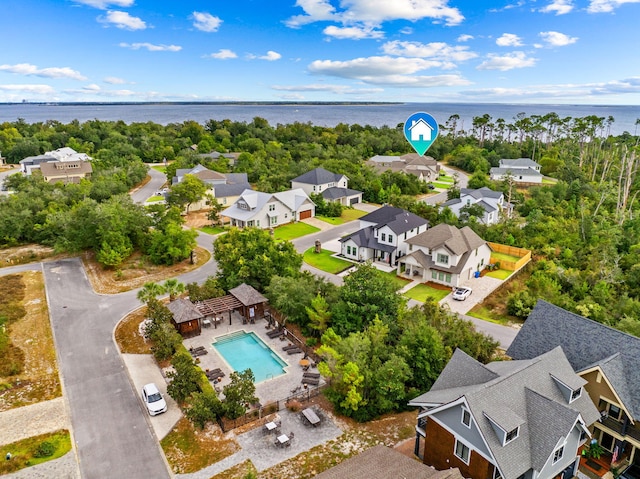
[301,407,320,427]
[264,421,278,432]
[276,434,290,447]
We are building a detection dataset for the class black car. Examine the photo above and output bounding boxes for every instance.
[621,464,640,479]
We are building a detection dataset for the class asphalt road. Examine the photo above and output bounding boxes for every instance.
[130,166,167,204]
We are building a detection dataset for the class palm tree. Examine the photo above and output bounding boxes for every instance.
[163,279,186,301]
[137,281,166,304]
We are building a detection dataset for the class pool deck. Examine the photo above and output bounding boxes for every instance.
[183,312,323,404]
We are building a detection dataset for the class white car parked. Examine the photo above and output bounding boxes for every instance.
[452,287,472,301]
[142,383,167,416]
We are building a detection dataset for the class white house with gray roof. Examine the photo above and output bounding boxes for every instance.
[291,167,362,206]
[507,300,640,468]
[490,158,543,184]
[441,187,510,225]
[409,347,599,479]
[172,164,252,211]
[338,205,428,265]
[397,223,491,287]
[222,188,315,229]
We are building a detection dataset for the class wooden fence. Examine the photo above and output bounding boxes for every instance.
[488,242,531,271]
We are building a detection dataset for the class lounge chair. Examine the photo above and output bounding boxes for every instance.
[287,347,303,355]
[282,344,298,351]
[302,377,320,385]
[267,329,284,339]
[303,372,320,379]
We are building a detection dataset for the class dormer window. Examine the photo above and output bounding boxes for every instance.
[552,445,564,464]
[462,408,471,428]
[505,427,519,444]
[570,387,582,402]
[269,204,276,212]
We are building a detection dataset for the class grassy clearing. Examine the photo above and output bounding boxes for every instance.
[0,272,61,412]
[145,195,165,202]
[114,306,151,354]
[431,181,453,189]
[82,246,211,294]
[0,429,71,475]
[403,283,451,302]
[0,245,69,268]
[383,271,411,290]
[303,248,352,274]
[273,223,320,241]
[151,165,167,173]
[466,305,513,325]
[491,252,521,263]
[161,417,240,474]
[485,269,512,280]
[316,208,366,225]
[199,226,227,236]
[316,215,344,225]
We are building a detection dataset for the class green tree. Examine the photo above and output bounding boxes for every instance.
[186,276,225,301]
[222,369,258,419]
[213,228,302,291]
[185,391,223,429]
[163,278,186,301]
[265,274,317,327]
[146,221,198,265]
[306,294,332,337]
[167,174,208,214]
[137,282,166,304]
[166,352,202,404]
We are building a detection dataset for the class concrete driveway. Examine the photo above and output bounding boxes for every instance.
[440,275,503,316]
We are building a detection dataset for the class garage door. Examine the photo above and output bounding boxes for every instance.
[299,209,312,219]
[350,197,360,205]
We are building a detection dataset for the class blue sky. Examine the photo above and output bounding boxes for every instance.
[1,0,639,104]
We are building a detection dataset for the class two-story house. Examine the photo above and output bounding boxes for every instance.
[366,153,440,183]
[290,167,362,206]
[409,347,600,479]
[507,300,640,469]
[172,164,252,211]
[39,159,93,184]
[222,188,315,228]
[440,187,510,225]
[338,205,428,265]
[20,147,92,176]
[397,223,492,287]
[490,158,543,184]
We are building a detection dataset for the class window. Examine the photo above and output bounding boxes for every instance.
[381,233,386,241]
[609,404,622,420]
[445,273,452,283]
[570,387,582,402]
[454,440,470,464]
[285,213,288,219]
[505,427,519,444]
[409,244,413,251]
[437,253,449,265]
[270,216,277,225]
[432,271,437,280]
[461,409,471,428]
[552,445,564,464]
[347,246,351,255]
[269,204,276,212]
[388,234,393,243]
[256,220,260,227]
[438,272,444,281]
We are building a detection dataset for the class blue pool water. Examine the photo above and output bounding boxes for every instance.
[212,331,287,382]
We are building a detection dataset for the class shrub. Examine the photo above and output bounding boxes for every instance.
[185,391,222,429]
[286,399,302,412]
[33,441,56,458]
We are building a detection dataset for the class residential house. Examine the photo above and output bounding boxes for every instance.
[397,223,491,287]
[313,444,464,479]
[222,188,315,229]
[366,153,440,183]
[196,151,241,167]
[20,147,91,176]
[507,300,640,467]
[490,158,543,184]
[172,164,252,210]
[290,167,362,206]
[440,187,510,225]
[339,205,428,264]
[409,347,600,479]
[39,159,93,184]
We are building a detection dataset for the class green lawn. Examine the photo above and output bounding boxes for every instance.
[303,247,353,274]
[431,181,453,189]
[437,174,455,183]
[383,270,412,289]
[0,430,71,475]
[316,208,367,225]
[403,283,451,302]
[151,165,167,173]
[273,222,320,241]
[491,252,521,263]
[198,226,226,235]
[542,177,558,184]
[145,195,165,202]
[466,305,513,325]
[485,269,512,280]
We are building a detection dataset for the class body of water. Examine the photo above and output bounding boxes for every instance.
[1,102,639,136]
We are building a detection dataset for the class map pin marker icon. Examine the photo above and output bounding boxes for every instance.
[404,112,439,156]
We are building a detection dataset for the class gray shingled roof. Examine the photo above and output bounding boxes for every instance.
[359,205,428,235]
[490,167,543,177]
[460,187,504,200]
[500,158,540,168]
[167,298,203,324]
[338,226,396,253]
[321,186,362,200]
[406,224,486,256]
[213,182,252,198]
[506,299,640,419]
[313,444,464,479]
[229,283,268,306]
[410,347,600,479]
[292,167,344,185]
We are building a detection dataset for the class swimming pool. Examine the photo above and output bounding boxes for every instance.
[212,331,287,382]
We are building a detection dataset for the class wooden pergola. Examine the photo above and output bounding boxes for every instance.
[194,295,244,328]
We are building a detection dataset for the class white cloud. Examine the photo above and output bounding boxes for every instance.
[119,42,182,52]
[246,51,282,61]
[539,31,578,46]
[207,49,238,60]
[98,11,146,30]
[72,0,134,9]
[539,0,574,14]
[323,25,384,40]
[0,84,56,94]
[587,0,640,12]
[400,26,414,35]
[0,63,87,80]
[308,55,471,86]
[104,76,128,84]
[457,34,474,42]
[191,12,223,32]
[496,33,523,47]
[381,40,477,62]
[271,84,384,94]
[477,51,536,71]
[286,0,464,28]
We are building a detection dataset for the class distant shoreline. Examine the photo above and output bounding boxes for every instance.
[0,101,403,107]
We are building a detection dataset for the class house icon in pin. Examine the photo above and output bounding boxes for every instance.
[408,118,434,142]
